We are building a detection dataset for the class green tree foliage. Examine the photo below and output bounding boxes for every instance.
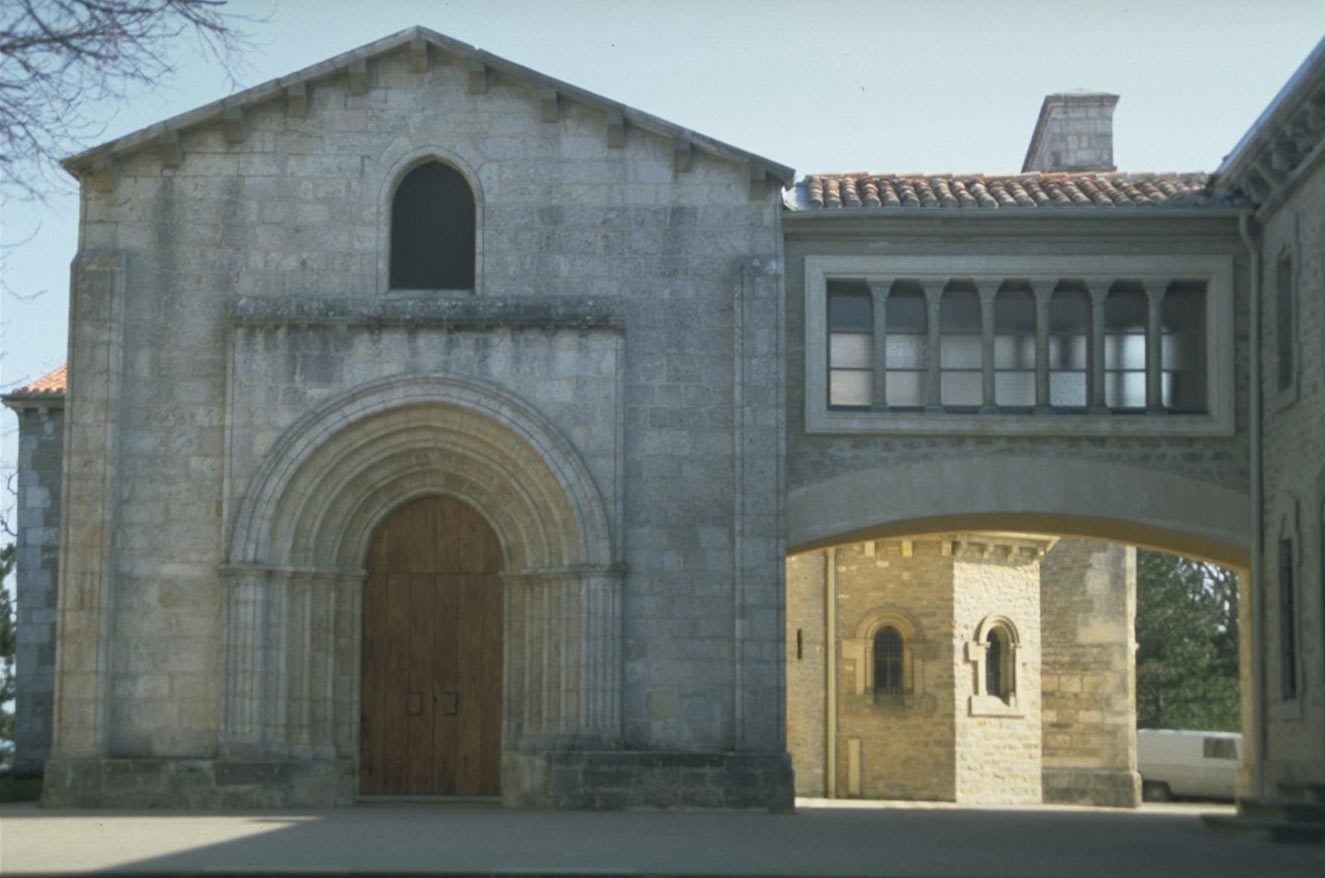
[1135,550,1239,731]
[1,543,15,766]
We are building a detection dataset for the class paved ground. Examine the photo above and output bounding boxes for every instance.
[1,799,1322,876]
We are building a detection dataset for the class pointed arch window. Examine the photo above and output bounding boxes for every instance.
[390,161,475,290]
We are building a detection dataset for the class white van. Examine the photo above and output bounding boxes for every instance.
[1136,729,1240,801]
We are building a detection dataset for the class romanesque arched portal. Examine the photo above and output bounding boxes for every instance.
[220,375,619,803]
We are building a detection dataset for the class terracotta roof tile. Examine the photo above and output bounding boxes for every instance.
[7,365,67,396]
[791,172,1236,210]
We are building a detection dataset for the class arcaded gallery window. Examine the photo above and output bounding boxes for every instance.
[806,256,1235,436]
[885,286,928,407]
[939,286,982,409]
[827,283,873,407]
[994,286,1036,409]
[1104,286,1148,410]
[1048,286,1090,409]
[390,161,476,290]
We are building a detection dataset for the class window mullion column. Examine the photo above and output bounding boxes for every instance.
[1087,280,1109,413]
[1144,280,1165,413]
[923,280,945,411]
[978,280,999,412]
[869,279,892,409]
[1031,280,1053,412]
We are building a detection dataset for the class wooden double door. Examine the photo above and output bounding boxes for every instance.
[360,495,504,796]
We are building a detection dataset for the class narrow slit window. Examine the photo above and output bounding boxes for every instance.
[1279,538,1297,700]
[985,625,1013,701]
[1276,252,1295,393]
[390,161,476,290]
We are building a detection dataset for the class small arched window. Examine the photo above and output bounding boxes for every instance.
[985,626,1010,699]
[390,161,475,290]
[873,626,904,695]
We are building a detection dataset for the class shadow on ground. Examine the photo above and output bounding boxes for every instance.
[1,800,1322,877]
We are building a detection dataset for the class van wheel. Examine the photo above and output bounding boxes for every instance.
[1142,781,1173,802]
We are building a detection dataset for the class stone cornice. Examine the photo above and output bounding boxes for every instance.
[231,295,626,330]
[61,26,793,188]
[1215,35,1325,213]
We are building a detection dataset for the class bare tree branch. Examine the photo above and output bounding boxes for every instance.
[0,0,256,200]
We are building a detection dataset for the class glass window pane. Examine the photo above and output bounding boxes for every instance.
[1163,284,1207,413]
[941,289,981,332]
[1104,333,1146,370]
[1105,371,1146,408]
[1049,289,1088,333]
[941,371,981,406]
[995,334,1036,369]
[1050,372,1086,407]
[940,334,982,369]
[994,289,1035,333]
[886,371,925,407]
[886,334,926,369]
[830,332,872,369]
[829,370,871,407]
[1049,335,1088,369]
[995,373,1035,407]
[1104,288,1147,331]
[828,287,871,330]
[886,290,926,332]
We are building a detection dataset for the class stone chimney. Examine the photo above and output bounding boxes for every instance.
[1021,91,1119,173]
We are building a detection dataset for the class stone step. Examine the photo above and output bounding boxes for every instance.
[1201,813,1325,844]
[1239,797,1325,824]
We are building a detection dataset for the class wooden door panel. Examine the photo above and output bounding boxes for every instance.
[360,496,503,797]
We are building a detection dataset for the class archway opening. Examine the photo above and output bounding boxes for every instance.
[785,526,1244,809]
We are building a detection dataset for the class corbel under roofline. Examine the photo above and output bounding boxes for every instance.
[60,25,794,187]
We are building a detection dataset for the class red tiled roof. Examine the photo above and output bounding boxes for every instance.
[790,172,1233,210]
[7,365,67,396]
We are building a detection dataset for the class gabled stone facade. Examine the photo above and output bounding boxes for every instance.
[6,28,1324,811]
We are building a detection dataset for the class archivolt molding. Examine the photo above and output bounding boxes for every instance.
[787,454,1249,567]
[227,373,614,572]
[221,373,621,758]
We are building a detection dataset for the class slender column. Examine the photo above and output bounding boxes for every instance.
[869,280,892,408]
[1086,280,1110,412]
[1031,280,1054,412]
[923,280,945,411]
[503,566,623,751]
[221,566,270,757]
[1144,280,1166,413]
[978,281,1000,412]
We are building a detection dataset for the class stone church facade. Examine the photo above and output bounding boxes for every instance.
[5,28,1324,810]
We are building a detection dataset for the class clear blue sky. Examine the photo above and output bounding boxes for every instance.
[2,0,1323,535]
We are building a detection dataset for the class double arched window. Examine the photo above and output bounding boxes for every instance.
[389,160,475,290]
